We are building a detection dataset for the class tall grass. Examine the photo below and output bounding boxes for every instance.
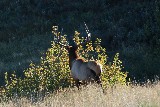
[0,83,160,107]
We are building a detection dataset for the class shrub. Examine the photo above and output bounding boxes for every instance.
[2,26,127,99]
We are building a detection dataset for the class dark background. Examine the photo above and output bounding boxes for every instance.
[0,0,160,85]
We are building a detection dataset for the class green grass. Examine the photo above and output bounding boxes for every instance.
[0,33,53,86]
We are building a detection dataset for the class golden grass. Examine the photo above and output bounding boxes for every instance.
[0,83,160,107]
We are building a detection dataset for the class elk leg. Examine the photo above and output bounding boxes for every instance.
[94,76,102,86]
[90,70,101,85]
[95,76,101,84]
[94,76,105,93]
[75,79,80,90]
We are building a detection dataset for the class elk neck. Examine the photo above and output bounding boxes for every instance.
[68,50,79,69]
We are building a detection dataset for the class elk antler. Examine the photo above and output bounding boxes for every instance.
[52,26,69,47]
[84,22,91,39]
[75,22,91,47]
[52,22,91,48]
[84,22,91,42]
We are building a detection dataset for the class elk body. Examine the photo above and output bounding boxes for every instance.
[67,45,102,89]
[53,23,102,89]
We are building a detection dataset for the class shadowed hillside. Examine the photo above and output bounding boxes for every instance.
[0,0,160,85]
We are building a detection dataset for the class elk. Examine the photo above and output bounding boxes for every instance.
[53,23,102,89]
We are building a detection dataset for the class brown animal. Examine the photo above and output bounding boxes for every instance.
[53,23,102,89]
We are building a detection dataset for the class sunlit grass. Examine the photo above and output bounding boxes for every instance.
[1,82,160,107]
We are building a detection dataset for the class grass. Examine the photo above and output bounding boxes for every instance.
[0,1,160,106]
[0,83,160,107]
[0,33,53,86]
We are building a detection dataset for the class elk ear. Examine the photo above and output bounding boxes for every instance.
[74,45,78,50]
[65,46,70,51]
[65,46,73,51]
[72,42,78,50]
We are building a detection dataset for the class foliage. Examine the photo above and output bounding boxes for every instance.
[2,27,127,98]
[73,31,127,87]
[0,0,160,82]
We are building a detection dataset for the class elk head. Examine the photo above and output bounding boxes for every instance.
[53,23,91,56]
[52,22,91,68]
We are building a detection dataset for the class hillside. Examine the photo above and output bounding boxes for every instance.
[0,0,160,85]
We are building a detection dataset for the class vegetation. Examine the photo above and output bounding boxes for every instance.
[0,28,127,99]
[0,1,160,83]
[0,0,160,105]
[0,83,160,107]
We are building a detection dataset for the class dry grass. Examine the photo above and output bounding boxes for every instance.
[0,83,160,107]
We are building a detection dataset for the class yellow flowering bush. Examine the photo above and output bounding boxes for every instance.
[2,26,127,98]
[73,31,127,88]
